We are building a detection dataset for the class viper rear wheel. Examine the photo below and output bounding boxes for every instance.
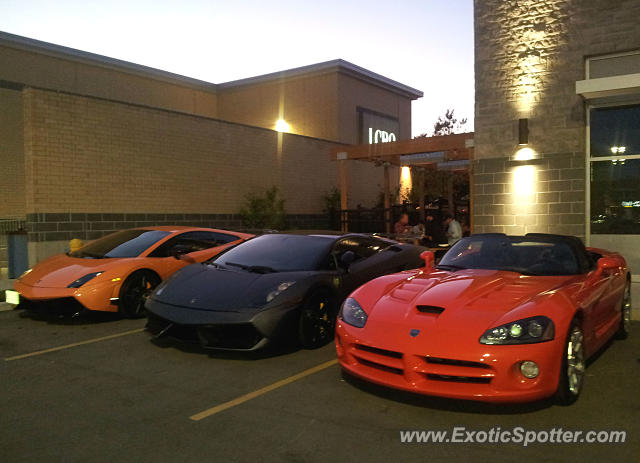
[616,280,631,340]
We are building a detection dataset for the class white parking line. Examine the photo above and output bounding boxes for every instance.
[4,328,146,361]
[190,359,339,421]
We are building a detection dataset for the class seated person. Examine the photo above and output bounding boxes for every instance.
[394,213,411,235]
[421,213,445,246]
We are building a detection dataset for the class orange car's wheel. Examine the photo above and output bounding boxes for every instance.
[118,270,161,319]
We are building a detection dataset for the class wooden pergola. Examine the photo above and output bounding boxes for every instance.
[329,132,474,232]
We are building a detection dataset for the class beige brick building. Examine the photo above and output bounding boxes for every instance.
[0,31,422,271]
[473,0,640,272]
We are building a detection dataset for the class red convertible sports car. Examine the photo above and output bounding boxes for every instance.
[336,233,631,404]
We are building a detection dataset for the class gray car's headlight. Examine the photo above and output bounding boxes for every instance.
[266,281,296,303]
[479,316,554,345]
[340,297,368,328]
[67,272,104,288]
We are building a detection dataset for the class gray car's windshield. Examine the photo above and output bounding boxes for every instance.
[212,235,333,272]
[437,235,584,276]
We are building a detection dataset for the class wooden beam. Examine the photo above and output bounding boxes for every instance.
[383,164,391,234]
[329,132,474,162]
[338,160,349,232]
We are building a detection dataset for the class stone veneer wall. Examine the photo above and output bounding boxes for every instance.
[473,0,640,238]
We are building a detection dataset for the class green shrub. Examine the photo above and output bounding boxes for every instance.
[240,186,287,230]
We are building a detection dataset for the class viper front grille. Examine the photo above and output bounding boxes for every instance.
[425,357,491,369]
[426,374,492,384]
[355,344,403,359]
[357,358,404,375]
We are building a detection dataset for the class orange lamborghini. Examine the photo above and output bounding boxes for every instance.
[13,226,253,317]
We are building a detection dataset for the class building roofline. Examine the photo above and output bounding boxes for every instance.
[218,59,424,99]
[0,31,423,99]
[0,30,218,92]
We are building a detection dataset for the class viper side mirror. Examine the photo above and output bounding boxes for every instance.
[590,256,621,282]
[420,250,435,269]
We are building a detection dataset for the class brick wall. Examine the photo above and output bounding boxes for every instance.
[0,88,25,218]
[22,87,384,216]
[15,87,390,265]
[473,0,640,237]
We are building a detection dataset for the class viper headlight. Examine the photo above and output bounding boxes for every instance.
[340,297,368,328]
[266,281,296,303]
[479,316,554,345]
[67,272,104,288]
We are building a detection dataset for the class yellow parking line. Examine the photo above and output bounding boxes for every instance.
[4,328,145,361]
[190,358,339,421]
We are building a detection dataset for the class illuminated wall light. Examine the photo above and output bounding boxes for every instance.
[513,165,536,196]
[610,146,626,154]
[400,166,412,201]
[275,119,290,133]
[513,147,537,161]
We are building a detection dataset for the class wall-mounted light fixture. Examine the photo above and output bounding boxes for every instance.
[518,118,529,145]
[275,119,290,133]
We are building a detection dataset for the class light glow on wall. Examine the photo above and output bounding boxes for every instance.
[400,166,412,201]
[497,1,569,115]
[513,165,535,197]
[275,119,290,133]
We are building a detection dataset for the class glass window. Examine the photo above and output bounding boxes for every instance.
[148,231,239,257]
[438,235,587,276]
[212,234,333,272]
[590,159,640,234]
[589,104,640,234]
[70,229,170,259]
[590,105,640,157]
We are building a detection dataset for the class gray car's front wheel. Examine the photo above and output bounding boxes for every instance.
[298,288,337,349]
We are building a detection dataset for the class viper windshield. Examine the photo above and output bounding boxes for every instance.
[69,229,171,258]
[437,235,591,276]
[212,234,333,272]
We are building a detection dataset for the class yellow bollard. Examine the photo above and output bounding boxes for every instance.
[69,238,84,253]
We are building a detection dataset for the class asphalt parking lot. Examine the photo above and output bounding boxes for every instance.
[1,309,638,463]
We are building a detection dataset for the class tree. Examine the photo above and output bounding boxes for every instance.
[415,109,468,138]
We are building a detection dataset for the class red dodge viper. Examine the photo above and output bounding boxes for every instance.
[336,233,631,404]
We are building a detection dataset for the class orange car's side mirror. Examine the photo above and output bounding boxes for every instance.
[420,250,435,269]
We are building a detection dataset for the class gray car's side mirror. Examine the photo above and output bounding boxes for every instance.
[340,251,356,270]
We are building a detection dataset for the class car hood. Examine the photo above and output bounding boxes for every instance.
[360,269,578,344]
[18,254,126,288]
[150,264,310,311]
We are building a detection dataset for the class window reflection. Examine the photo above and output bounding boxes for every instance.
[591,159,640,234]
[590,105,640,158]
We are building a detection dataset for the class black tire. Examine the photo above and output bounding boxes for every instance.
[298,288,338,349]
[615,279,631,340]
[118,270,161,318]
[554,319,585,406]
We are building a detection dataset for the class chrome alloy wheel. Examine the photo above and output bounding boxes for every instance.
[622,283,632,335]
[566,326,585,396]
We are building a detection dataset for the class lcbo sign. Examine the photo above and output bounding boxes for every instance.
[368,127,397,144]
